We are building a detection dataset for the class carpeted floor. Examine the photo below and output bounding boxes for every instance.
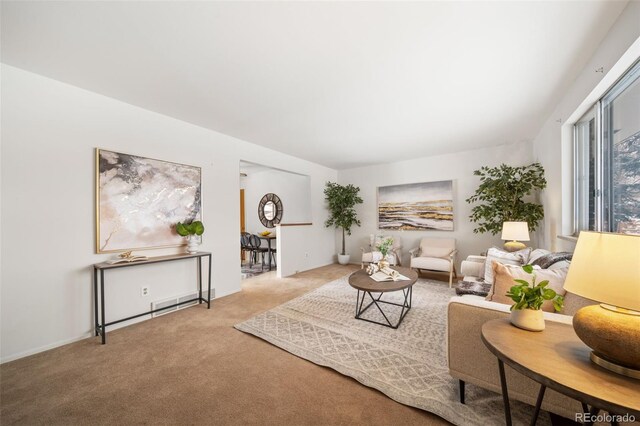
[236,275,551,426]
[0,264,454,425]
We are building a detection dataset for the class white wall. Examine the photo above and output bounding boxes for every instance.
[0,65,337,362]
[337,141,533,269]
[531,1,640,252]
[241,169,311,234]
[276,224,320,278]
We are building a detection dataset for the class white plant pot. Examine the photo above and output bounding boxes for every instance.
[337,254,351,265]
[186,235,200,254]
[510,309,545,332]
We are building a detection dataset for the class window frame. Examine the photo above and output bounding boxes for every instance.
[573,59,640,235]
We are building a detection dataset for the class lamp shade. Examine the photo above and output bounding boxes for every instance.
[563,232,640,312]
[501,222,530,241]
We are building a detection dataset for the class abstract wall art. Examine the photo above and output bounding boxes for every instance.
[378,180,454,231]
[96,149,202,253]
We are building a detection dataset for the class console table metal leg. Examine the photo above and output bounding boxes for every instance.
[531,384,546,425]
[207,254,212,309]
[197,257,202,304]
[100,269,106,344]
[93,267,99,336]
[498,359,512,426]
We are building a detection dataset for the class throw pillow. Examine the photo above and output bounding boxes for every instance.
[528,249,550,265]
[561,292,598,316]
[486,262,568,312]
[530,252,573,269]
[455,279,492,297]
[483,247,532,285]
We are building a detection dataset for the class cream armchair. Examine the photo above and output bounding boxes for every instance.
[409,238,457,287]
[361,234,402,268]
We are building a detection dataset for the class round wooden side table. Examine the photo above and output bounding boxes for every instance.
[481,318,640,425]
[348,266,418,329]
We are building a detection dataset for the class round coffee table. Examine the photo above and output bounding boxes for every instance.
[348,266,418,329]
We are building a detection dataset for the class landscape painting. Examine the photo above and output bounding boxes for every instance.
[378,180,454,231]
[96,149,202,253]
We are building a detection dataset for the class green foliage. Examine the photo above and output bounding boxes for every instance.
[376,237,394,258]
[506,265,564,312]
[175,220,205,237]
[324,182,363,255]
[612,134,640,228]
[466,163,547,235]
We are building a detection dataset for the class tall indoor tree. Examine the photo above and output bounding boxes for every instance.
[324,182,363,264]
[466,162,547,235]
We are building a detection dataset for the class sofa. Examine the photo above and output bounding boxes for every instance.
[447,248,592,420]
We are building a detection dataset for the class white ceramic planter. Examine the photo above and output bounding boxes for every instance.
[337,254,351,265]
[186,235,200,254]
[510,308,545,331]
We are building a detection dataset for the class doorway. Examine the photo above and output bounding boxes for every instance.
[239,160,311,279]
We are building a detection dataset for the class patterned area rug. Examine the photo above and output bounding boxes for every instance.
[235,275,551,426]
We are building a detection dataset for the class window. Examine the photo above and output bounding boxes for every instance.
[574,60,640,235]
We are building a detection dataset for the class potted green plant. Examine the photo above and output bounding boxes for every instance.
[506,265,564,331]
[175,220,205,253]
[466,163,547,235]
[324,182,363,265]
[376,236,394,269]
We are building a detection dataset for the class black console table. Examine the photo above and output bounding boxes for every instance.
[92,252,212,344]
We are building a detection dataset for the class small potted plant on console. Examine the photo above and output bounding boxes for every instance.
[507,265,564,331]
[175,220,205,253]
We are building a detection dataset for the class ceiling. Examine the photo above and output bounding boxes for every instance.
[1,1,628,169]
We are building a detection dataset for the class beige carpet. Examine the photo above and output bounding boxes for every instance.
[235,275,551,426]
[1,264,452,425]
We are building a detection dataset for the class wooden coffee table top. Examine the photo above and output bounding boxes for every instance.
[481,318,640,417]
[348,266,418,292]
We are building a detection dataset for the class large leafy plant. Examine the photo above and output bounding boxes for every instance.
[506,265,564,312]
[175,220,205,237]
[466,163,547,235]
[324,182,363,255]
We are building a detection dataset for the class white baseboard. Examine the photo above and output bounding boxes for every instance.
[1,332,93,364]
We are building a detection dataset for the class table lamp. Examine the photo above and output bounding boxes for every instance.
[563,231,640,379]
[501,222,530,252]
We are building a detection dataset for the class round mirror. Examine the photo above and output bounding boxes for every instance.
[258,193,283,228]
[264,201,276,220]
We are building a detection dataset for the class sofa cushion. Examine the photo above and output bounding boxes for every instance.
[530,251,573,269]
[561,292,598,316]
[455,279,492,297]
[411,257,451,271]
[487,262,568,312]
[484,247,531,284]
[419,238,454,258]
[528,248,550,264]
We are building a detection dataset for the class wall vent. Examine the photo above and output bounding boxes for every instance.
[151,289,215,318]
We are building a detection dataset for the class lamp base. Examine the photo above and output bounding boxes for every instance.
[590,351,640,380]
[573,305,640,379]
[503,241,526,252]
